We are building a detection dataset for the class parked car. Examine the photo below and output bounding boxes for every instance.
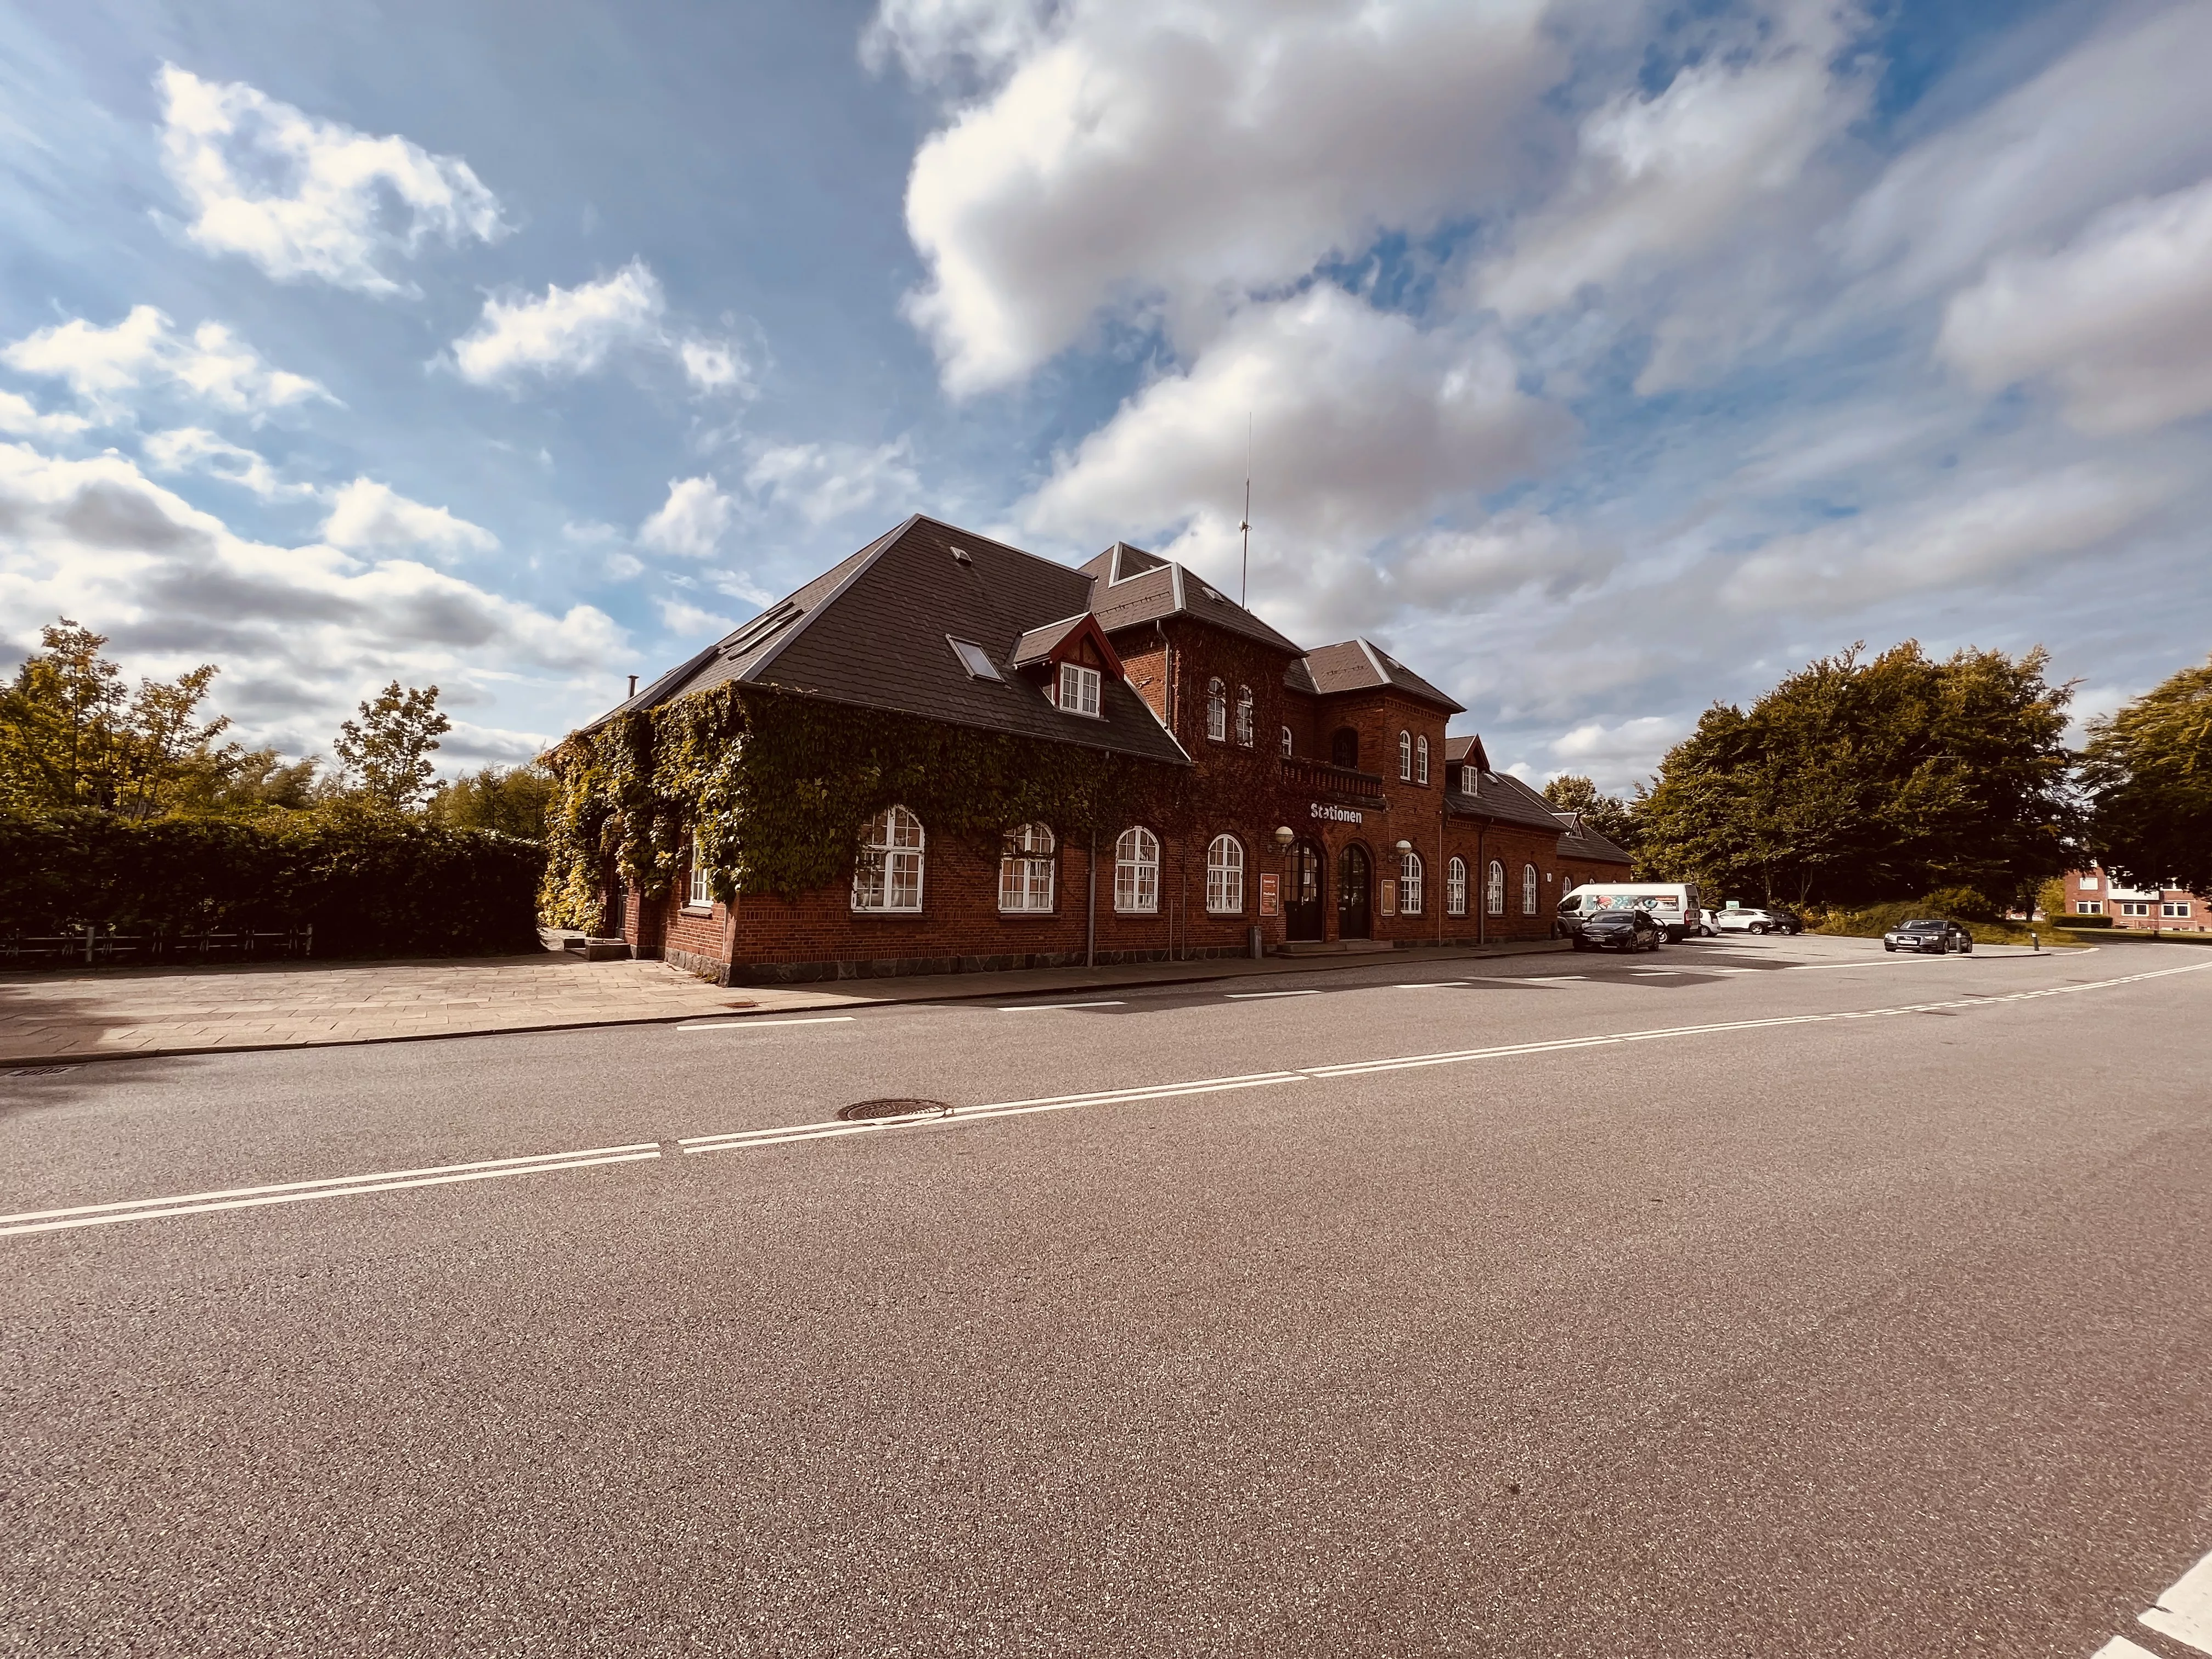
[1884,918,1974,954]
[1715,907,1795,935]
[1572,909,1665,952]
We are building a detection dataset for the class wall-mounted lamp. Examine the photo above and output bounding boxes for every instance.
[1273,825,1295,848]
[1393,839,1414,854]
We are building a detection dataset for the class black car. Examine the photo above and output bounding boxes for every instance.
[1572,908,1664,952]
[1884,918,1974,954]
[1767,905,1804,935]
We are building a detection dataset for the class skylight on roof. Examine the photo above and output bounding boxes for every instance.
[948,637,1002,681]
[720,602,799,659]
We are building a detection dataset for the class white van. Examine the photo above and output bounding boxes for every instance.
[1558,882,1704,944]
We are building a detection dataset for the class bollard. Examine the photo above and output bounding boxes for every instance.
[2030,930,2039,952]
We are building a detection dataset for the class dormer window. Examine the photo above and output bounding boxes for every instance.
[1057,662,1101,716]
[949,637,1002,681]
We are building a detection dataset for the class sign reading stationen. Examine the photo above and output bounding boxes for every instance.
[1310,802,1364,824]
[1259,873,1280,916]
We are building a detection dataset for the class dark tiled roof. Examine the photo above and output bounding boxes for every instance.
[1079,543,1306,657]
[1283,657,1319,696]
[1010,614,1086,666]
[1554,811,1633,865]
[1447,765,1571,833]
[1443,733,1491,770]
[584,516,1188,766]
[1302,640,1464,712]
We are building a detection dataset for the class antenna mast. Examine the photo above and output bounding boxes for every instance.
[1239,413,1251,607]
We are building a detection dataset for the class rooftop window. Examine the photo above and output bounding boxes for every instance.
[948,637,1002,681]
[1057,662,1101,717]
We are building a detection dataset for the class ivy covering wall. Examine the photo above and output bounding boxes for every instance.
[539,684,1180,926]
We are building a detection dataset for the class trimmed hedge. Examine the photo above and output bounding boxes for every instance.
[0,809,544,959]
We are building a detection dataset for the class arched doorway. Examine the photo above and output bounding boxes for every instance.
[1286,838,1326,941]
[1338,844,1372,939]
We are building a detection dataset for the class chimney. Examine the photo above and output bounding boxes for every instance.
[628,674,639,698]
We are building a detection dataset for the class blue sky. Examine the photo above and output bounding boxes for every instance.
[3,0,2208,791]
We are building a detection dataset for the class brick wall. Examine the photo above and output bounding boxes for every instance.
[2062,867,2209,932]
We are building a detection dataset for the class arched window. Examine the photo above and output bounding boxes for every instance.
[1400,849,1423,916]
[1205,834,1244,913]
[1206,678,1227,743]
[853,805,924,912]
[1330,727,1359,769]
[1416,735,1430,785]
[1279,725,1294,758]
[999,822,1056,912]
[1235,686,1255,747]
[1522,863,1538,915]
[1446,856,1468,916]
[1114,826,1160,913]
[1398,730,1413,781]
[687,832,714,909]
[1486,859,1506,915]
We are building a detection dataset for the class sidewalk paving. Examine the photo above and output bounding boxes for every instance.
[0,940,1570,1069]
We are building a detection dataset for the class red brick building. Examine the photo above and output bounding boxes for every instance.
[2061,867,2208,933]
[595,516,1630,984]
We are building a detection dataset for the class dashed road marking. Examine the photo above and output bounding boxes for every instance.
[1226,989,1323,1000]
[14,956,2203,1242]
[997,1000,1126,1012]
[2140,1547,2212,1652]
[676,1015,857,1031]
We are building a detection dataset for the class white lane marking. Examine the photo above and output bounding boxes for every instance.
[2092,1637,2162,1658]
[1396,982,1470,989]
[1226,989,1323,1000]
[0,1147,663,1238]
[1782,961,1909,970]
[997,1000,1126,1012]
[675,1015,857,1031]
[2141,1548,2212,1652]
[1521,975,1586,983]
[680,956,2212,1156]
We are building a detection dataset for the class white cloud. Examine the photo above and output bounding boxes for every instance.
[142,427,312,499]
[2,306,331,421]
[1387,514,1617,610]
[1721,464,2185,613]
[1551,714,1690,771]
[156,63,504,295]
[894,0,1561,392]
[320,477,498,560]
[744,438,919,525]
[1839,5,2212,303]
[450,261,751,394]
[862,0,1053,81]
[1936,176,2212,436]
[637,474,732,558]
[1025,286,1567,566]
[0,438,623,743]
[656,596,736,638]
[0,389,90,439]
[453,262,665,385]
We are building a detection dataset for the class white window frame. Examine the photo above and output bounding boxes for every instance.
[1205,834,1245,914]
[1522,863,1538,915]
[1446,857,1468,916]
[852,805,925,913]
[1415,735,1429,785]
[1398,730,1413,781]
[687,834,714,910]
[2163,901,2192,917]
[1056,662,1101,717]
[2119,901,2152,916]
[1235,686,1255,748]
[1205,678,1227,743]
[1114,826,1160,913]
[1279,725,1293,758]
[999,821,1056,913]
[1400,850,1423,916]
[1487,859,1505,916]
[2075,900,2103,914]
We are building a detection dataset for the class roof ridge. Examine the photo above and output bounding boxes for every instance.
[745,515,916,680]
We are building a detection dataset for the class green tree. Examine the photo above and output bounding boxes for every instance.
[0,619,236,820]
[1542,774,1643,852]
[1636,641,2079,909]
[427,762,555,839]
[334,681,452,812]
[2081,655,2212,895]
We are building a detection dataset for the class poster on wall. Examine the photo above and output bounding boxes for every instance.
[1380,878,1397,918]
[1259,873,1280,917]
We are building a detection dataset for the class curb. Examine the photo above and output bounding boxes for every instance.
[2,939,1574,1071]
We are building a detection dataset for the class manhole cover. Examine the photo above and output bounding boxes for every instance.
[4,1065,80,1078]
[838,1097,952,1122]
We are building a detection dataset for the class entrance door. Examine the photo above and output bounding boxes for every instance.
[1338,844,1372,939]
[1286,839,1326,941]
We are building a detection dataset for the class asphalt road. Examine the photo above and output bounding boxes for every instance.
[5,934,2211,1657]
